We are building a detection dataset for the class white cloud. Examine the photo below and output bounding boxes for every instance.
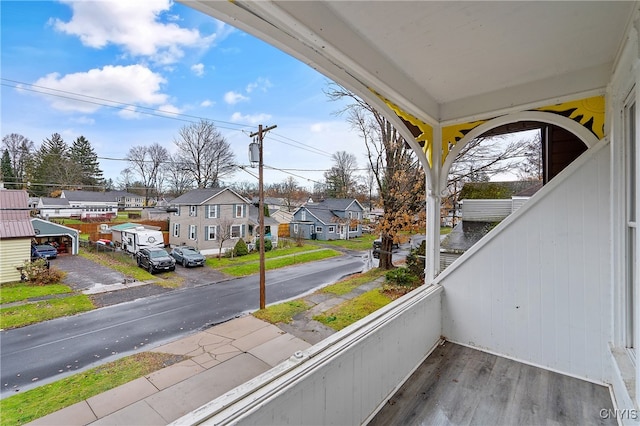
[200,99,213,107]
[118,105,142,120]
[310,122,330,133]
[224,91,249,105]
[246,77,272,93]
[53,0,216,65]
[72,116,96,125]
[33,64,175,114]
[191,63,204,76]
[230,112,272,125]
[157,104,182,116]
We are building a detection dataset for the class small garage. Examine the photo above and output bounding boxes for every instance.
[31,218,79,255]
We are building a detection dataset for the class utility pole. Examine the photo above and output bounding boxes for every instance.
[249,124,277,310]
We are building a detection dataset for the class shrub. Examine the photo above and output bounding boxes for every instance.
[405,240,426,280]
[255,239,273,252]
[234,239,249,257]
[20,259,65,286]
[385,267,419,287]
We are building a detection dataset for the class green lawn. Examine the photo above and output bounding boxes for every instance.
[0,283,72,304]
[205,244,322,268]
[0,295,95,329]
[313,289,392,331]
[319,269,386,296]
[319,234,378,250]
[220,249,341,276]
[0,352,185,426]
[253,300,310,324]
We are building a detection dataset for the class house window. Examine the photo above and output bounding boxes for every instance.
[231,224,242,238]
[235,205,244,218]
[206,225,217,241]
[207,205,218,218]
[189,225,197,240]
[328,226,335,233]
[293,224,299,234]
[301,211,306,221]
[316,226,323,233]
[173,223,180,237]
[174,206,180,216]
[189,205,197,217]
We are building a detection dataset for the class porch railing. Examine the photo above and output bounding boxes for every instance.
[171,284,443,425]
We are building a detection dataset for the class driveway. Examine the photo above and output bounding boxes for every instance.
[170,263,229,288]
[55,255,127,292]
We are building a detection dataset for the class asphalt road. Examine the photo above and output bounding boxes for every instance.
[1,253,365,397]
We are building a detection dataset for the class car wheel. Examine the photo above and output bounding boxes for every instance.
[182,259,187,268]
[137,258,141,266]
[170,266,175,272]
[148,264,154,274]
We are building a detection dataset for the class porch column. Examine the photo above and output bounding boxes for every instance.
[425,125,442,282]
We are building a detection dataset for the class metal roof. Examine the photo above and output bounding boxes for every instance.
[31,218,79,236]
[61,190,118,202]
[0,189,35,239]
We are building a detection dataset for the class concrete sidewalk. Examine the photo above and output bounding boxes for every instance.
[27,277,386,425]
[29,316,311,425]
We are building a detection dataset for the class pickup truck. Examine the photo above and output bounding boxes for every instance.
[136,248,176,274]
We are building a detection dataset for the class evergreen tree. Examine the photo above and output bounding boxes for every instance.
[31,133,81,196]
[70,136,103,189]
[1,149,17,188]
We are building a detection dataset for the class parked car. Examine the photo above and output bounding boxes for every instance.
[170,247,205,267]
[372,238,399,259]
[32,244,58,259]
[136,248,176,274]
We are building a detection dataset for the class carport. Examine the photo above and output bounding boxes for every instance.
[31,218,79,255]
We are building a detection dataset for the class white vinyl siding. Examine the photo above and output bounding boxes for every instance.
[189,225,197,240]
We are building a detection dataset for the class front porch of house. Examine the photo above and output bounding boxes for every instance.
[369,342,615,426]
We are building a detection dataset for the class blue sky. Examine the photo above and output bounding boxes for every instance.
[1,0,365,189]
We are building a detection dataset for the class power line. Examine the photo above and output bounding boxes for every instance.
[2,78,339,160]
[1,78,251,131]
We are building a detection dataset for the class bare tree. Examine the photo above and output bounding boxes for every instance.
[515,131,543,181]
[126,143,168,206]
[324,151,359,198]
[164,154,193,196]
[326,85,425,270]
[174,120,236,188]
[216,218,234,259]
[443,135,529,226]
[2,133,35,186]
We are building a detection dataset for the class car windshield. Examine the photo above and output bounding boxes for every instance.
[149,250,168,258]
[182,249,199,256]
[36,245,54,250]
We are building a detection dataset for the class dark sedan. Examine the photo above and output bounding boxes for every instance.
[170,247,205,267]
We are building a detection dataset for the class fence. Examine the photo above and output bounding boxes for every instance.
[58,220,170,235]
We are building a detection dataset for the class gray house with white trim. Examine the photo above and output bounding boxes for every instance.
[290,198,364,240]
[169,188,252,255]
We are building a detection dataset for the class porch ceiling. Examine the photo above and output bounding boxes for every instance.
[182,1,636,123]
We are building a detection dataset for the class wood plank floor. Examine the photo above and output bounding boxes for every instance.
[368,342,616,426]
